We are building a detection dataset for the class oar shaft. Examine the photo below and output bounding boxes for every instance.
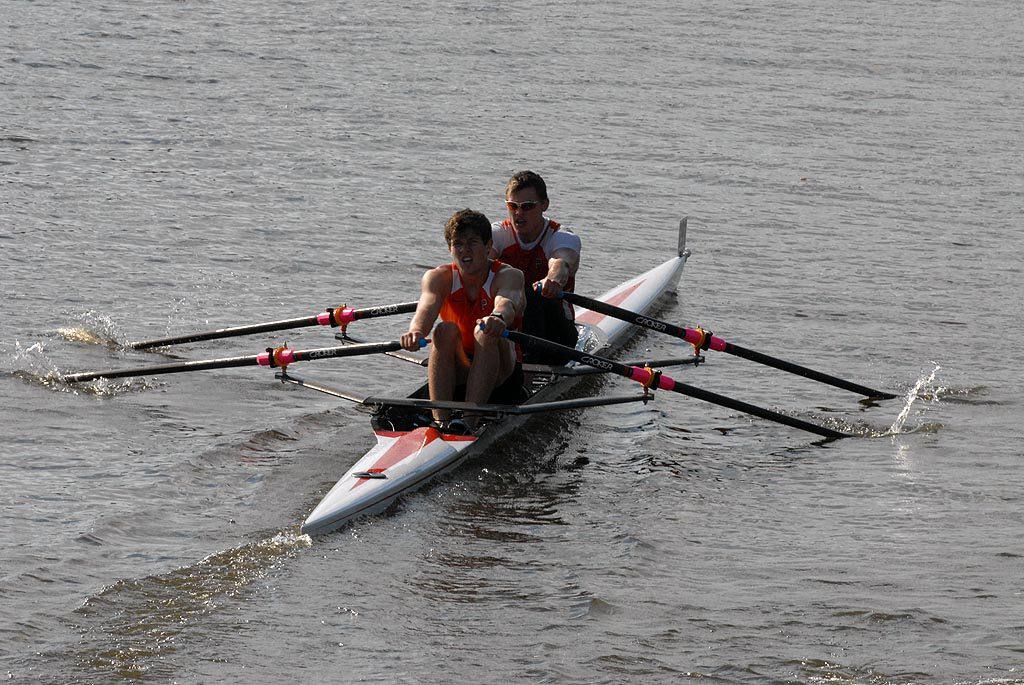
[128,302,418,349]
[723,343,896,400]
[562,290,713,348]
[278,340,407,364]
[660,378,847,440]
[562,291,895,400]
[62,355,263,383]
[505,330,848,440]
[129,317,320,349]
[63,340,416,383]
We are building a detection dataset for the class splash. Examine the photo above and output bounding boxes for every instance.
[8,339,148,396]
[14,310,142,394]
[8,339,66,388]
[55,309,126,348]
[12,339,48,366]
[56,326,110,345]
[887,363,942,437]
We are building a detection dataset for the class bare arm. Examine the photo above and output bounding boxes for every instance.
[401,267,448,351]
[478,266,525,337]
[536,245,580,298]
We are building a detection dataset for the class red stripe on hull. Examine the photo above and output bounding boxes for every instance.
[575,281,644,326]
[352,428,476,490]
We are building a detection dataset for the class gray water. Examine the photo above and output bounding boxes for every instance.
[3,0,1023,682]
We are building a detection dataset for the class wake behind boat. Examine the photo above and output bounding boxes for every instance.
[291,219,695,536]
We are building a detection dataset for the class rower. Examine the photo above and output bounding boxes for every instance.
[490,170,581,365]
[400,209,526,432]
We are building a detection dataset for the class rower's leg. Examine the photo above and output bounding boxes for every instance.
[464,333,515,428]
[428,322,468,422]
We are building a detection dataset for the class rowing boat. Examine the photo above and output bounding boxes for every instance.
[59,216,887,529]
[289,219,695,536]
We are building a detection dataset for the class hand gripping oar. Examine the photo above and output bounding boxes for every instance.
[62,339,426,384]
[561,291,895,400]
[127,301,418,350]
[503,330,849,440]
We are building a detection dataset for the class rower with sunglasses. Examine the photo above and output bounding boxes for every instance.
[491,170,582,365]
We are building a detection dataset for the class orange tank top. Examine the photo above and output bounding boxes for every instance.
[439,260,521,358]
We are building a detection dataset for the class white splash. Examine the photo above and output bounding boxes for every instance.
[54,309,127,347]
[12,339,53,374]
[888,362,941,437]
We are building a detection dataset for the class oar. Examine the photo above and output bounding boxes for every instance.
[503,330,850,440]
[562,291,896,400]
[62,339,425,384]
[127,301,418,349]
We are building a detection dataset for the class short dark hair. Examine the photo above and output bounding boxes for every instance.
[444,209,492,246]
[505,170,548,202]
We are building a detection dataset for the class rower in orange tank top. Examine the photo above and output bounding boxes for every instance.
[401,209,526,431]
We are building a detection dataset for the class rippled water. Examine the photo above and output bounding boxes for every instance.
[3,0,1023,683]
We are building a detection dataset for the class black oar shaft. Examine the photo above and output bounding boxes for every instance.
[562,291,895,400]
[563,291,693,340]
[63,355,263,383]
[128,302,418,349]
[662,379,847,440]
[505,330,848,440]
[723,342,896,400]
[63,340,408,384]
[129,317,320,349]
[288,341,405,363]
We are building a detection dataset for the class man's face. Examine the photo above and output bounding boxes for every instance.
[505,187,549,241]
[449,231,492,275]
